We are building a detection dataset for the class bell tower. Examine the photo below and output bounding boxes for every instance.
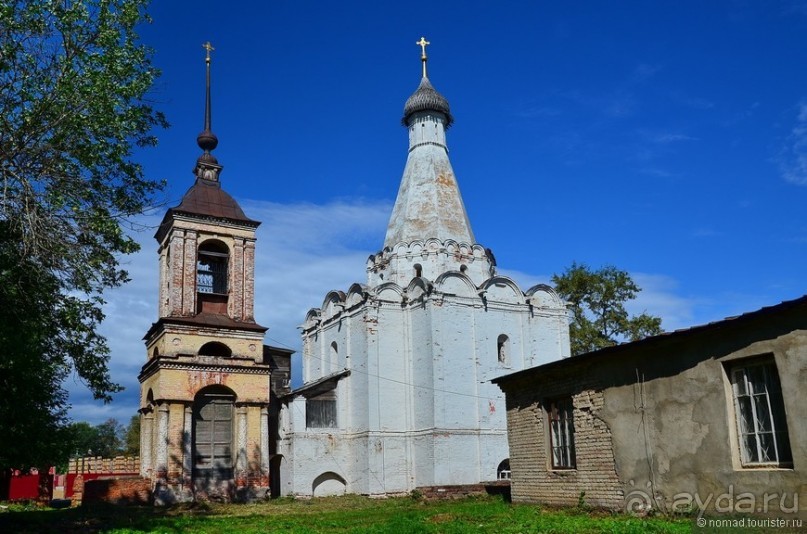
[138,43,278,503]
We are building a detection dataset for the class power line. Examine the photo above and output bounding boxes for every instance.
[265,335,505,402]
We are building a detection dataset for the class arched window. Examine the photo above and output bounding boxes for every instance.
[414,263,423,277]
[497,334,509,365]
[199,342,232,358]
[197,240,229,295]
[497,459,511,480]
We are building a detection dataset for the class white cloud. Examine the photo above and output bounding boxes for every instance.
[780,102,807,185]
[496,268,552,291]
[504,268,700,334]
[68,199,391,425]
[628,273,698,332]
[67,199,703,425]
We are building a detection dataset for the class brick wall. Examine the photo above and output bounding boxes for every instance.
[502,367,623,509]
[68,456,140,474]
[82,477,152,506]
[417,481,511,500]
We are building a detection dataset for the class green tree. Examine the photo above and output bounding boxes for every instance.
[92,418,125,457]
[65,419,124,458]
[552,262,663,356]
[66,421,99,458]
[123,414,140,456]
[0,0,165,469]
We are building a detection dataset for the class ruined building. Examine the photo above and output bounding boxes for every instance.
[276,40,570,496]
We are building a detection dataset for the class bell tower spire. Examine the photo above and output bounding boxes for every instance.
[140,44,277,504]
[194,41,222,183]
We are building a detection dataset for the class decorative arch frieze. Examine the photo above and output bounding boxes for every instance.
[479,276,526,304]
[434,271,478,298]
[346,283,369,308]
[373,282,404,303]
[526,283,565,308]
[321,290,347,321]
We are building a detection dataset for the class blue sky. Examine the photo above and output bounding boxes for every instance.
[68,1,807,424]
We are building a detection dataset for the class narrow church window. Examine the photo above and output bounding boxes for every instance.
[414,263,422,277]
[197,241,229,294]
[548,397,576,469]
[729,357,792,466]
[329,341,338,372]
[497,334,509,365]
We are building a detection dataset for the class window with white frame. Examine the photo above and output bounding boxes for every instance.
[729,358,792,466]
[548,397,576,469]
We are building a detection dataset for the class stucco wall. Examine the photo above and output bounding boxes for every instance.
[602,327,806,517]
[499,306,807,516]
[284,278,569,497]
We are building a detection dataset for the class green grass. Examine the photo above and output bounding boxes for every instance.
[0,494,691,533]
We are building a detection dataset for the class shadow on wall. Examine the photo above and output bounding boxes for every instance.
[312,471,346,497]
[82,477,152,506]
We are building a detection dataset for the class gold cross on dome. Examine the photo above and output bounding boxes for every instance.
[202,41,215,62]
[416,36,430,58]
[416,36,430,77]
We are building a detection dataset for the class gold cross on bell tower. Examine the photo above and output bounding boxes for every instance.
[416,36,430,78]
[202,41,215,63]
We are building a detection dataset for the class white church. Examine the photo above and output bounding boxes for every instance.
[276,40,571,497]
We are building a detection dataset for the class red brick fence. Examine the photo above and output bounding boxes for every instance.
[65,456,150,506]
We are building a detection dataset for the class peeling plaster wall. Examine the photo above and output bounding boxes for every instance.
[602,329,807,516]
[282,281,569,497]
[499,308,807,516]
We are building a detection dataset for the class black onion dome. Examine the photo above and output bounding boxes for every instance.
[402,77,454,127]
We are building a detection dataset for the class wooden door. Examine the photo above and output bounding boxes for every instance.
[193,390,234,497]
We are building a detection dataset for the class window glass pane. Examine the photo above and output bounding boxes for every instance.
[742,434,758,463]
[746,365,765,395]
[758,432,775,462]
[775,431,793,463]
[736,396,754,434]
[753,395,772,432]
[732,369,747,396]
